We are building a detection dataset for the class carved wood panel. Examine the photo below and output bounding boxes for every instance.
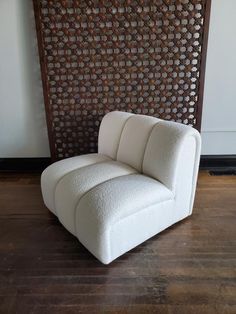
[33,0,211,160]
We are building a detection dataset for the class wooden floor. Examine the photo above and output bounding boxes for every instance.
[0,171,235,314]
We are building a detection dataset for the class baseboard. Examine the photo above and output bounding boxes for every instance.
[0,158,51,172]
[0,155,235,172]
[200,155,236,171]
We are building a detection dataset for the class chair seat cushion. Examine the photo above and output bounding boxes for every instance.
[75,174,174,263]
[55,161,137,235]
[41,153,111,214]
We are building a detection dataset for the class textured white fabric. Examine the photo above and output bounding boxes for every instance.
[55,161,137,235]
[117,114,158,171]
[41,111,201,264]
[98,111,132,158]
[174,135,201,216]
[143,120,201,192]
[41,153,111,214]
[75,174,173,263]
[109,200,175,263]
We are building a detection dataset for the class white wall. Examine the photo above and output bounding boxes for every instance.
[0,0,235,157]
[0,0,50,157]
[201,0,236,155]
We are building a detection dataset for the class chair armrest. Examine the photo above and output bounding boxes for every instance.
[143,121,201,214]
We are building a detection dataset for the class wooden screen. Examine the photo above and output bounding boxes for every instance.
[33,0,211,160]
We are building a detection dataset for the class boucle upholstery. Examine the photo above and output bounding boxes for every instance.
[41,153,111,214]
[55,161,137,236]
[116,114,158,171]
[41,111,201,264]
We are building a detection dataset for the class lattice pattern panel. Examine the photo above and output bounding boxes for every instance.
[34,0,210,160]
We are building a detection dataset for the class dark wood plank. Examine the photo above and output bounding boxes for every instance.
[0,171,235,313]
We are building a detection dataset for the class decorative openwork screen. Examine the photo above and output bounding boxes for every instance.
[33,0,211,160]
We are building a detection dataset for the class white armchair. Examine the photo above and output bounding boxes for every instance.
[41,111,201,264]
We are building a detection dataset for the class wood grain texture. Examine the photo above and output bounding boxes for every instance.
[0,171,235,313]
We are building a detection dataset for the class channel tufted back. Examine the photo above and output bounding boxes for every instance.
[116,115,158,172]
[98,111,201,191]
[98,111,133,159]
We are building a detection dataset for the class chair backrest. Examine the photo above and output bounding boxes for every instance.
[98,111,201,191]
